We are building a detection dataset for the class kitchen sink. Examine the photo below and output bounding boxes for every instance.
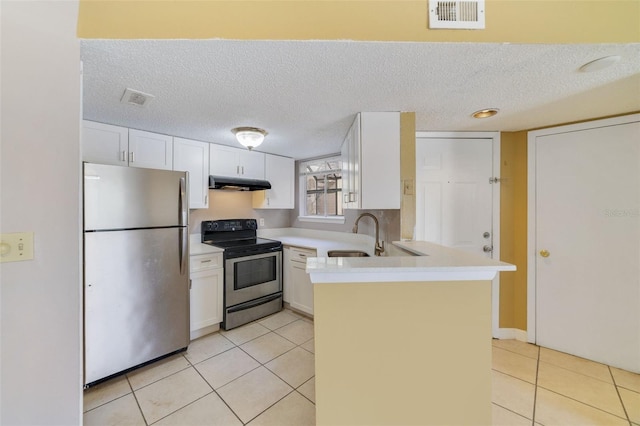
[327,250,370,257]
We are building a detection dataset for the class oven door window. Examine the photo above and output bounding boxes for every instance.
[234,256,277,290]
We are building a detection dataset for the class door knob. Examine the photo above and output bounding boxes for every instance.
[540,249,550,258]
[483,245,493,253]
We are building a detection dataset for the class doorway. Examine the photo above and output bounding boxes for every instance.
[415,131,501,336]
[527,114,640,373]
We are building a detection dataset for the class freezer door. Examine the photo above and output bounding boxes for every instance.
[84,227,190,385]
[84,162,188,231]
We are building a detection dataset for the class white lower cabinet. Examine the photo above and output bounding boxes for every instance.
[286,246,316,316]
[189,252,223,339]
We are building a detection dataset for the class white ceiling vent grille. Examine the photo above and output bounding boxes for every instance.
[120,88,155,107]
[428,0,485,29]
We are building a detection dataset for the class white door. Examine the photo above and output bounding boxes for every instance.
[416,136,495,256]
[530,118,640,372]
[416,133,501,336]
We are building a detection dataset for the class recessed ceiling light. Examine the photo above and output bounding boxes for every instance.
[471,108,499,119]
[579,55,621,73]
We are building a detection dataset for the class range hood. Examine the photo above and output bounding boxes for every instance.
[209,175,271,191]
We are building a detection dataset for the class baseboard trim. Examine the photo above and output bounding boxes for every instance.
[495,328,528,342]
[190,323,220,341]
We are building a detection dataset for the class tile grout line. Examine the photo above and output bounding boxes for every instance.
[242,388,297,425]
[218,315,314,424]
[492,402,534,422]
[184,354,246,426]
[491,367,537,386]
[531,345,540,426]
[609,365,633,425]
[536,385,631,422]
[192,324,312,423]
[125,372,151,426]
[83,311,314,425]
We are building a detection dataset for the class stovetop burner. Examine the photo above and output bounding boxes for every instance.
[201,219,282,256]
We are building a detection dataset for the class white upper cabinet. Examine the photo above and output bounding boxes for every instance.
[128,129,173,170]
[253,154,295,209]
[82,121,129,166]
[341,112,400,210]
[173,137,210,209]
[209,144,265,180]
[82,121,173,170]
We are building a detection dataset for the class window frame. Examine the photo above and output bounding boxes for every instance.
[298,155,345,224]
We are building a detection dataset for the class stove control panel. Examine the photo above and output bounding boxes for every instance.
[202,219,257,233]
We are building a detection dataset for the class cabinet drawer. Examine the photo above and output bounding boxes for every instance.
[289,247,317,264]
[190,253,223,272]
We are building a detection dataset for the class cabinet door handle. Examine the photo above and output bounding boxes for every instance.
[241,166,245,175]
[204,195,208,205]
[237,165,240,175]
[130,151,135,163]
[201,259,212,263]
[121,150,127,162]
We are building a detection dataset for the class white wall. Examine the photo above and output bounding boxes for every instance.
[0,1,82,424]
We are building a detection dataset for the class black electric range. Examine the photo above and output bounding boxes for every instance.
[201,219,282,258]
[201,219,283,330]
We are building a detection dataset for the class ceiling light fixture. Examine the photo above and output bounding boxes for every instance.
[579,55,621,73]
[231,127,268,150]
[471,108,499,119]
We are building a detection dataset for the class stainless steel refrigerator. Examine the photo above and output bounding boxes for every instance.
[83,162,190,386]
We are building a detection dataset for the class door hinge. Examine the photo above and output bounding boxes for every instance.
[489,177,500,184]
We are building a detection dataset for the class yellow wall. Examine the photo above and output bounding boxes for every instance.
[400,112,416,241]
[78,0,640,42]
[499,131,528,330]
[314,280,492,425]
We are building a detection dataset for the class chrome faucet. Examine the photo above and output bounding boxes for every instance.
[352,213,385,256]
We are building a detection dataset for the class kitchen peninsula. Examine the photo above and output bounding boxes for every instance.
[308,241,515,426]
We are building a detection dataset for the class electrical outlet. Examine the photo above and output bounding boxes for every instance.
[259,218,265,227]
[0,232,34,262]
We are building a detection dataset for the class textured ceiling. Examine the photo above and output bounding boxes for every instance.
[81,40,640,160]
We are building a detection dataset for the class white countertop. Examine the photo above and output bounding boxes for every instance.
[258,228,375,257]
[307,240,515,283]
[189,234,223,256]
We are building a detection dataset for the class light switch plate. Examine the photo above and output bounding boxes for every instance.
[0,232,34,262]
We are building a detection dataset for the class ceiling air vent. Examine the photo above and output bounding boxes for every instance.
[428,0,485,29]
[120,88,155,107]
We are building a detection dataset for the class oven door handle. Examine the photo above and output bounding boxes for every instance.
[227,293,282,314]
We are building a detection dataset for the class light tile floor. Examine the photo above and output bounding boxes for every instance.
[85,309,640,426]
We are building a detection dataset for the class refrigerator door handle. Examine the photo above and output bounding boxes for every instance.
[179,176,188,226]
[179,227,188,275]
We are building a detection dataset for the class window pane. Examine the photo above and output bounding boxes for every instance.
[316,194,328,216]
[300,156,343,217]
[306,194,317,215]
[306,175,316,191]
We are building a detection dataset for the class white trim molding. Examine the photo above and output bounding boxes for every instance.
[495,328,528,342]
